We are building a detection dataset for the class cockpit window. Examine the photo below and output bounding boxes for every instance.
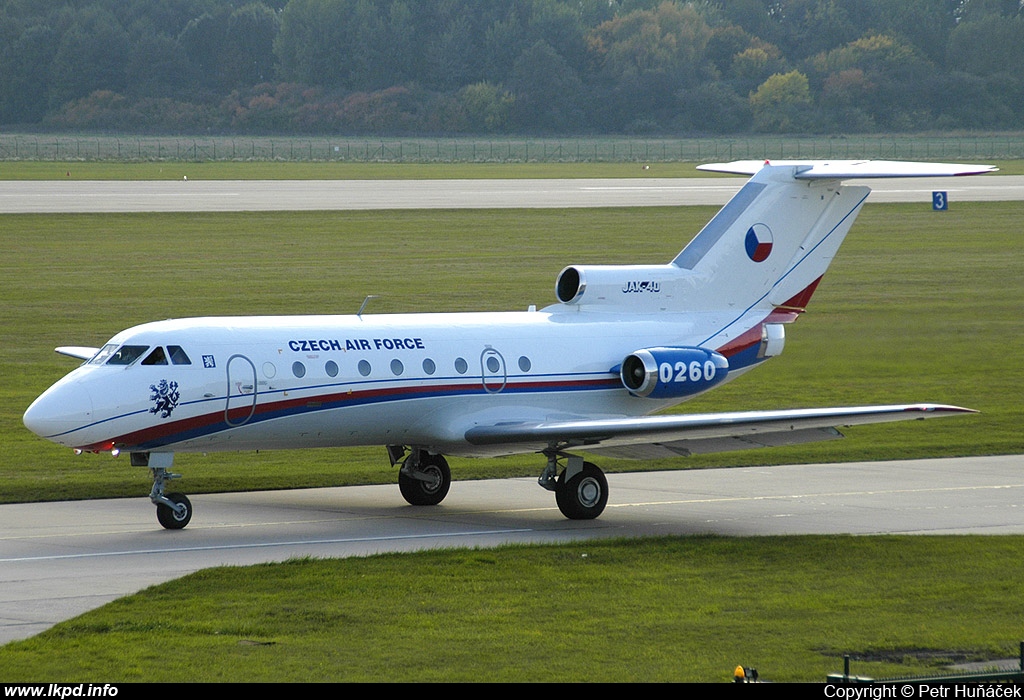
[104,345,149,366]
[89,344,119,365]
[168,345,191,365]
[142,347,167,365]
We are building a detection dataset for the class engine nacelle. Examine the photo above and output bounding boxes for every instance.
[620,347,729,399]
[555,264,682,305]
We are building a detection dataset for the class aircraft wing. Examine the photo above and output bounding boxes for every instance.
[463,404,975,458]
[697,160,998,178]
[55,346,100,361]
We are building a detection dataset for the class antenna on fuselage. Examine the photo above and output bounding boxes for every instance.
[357,295,379,318]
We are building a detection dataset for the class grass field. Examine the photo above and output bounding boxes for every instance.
[2,177,1022,682]
[2,535,1023,682]
[0,160,711,180]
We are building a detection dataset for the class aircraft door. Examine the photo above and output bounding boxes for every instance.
[480,347,507,394]
[225,354,258,427]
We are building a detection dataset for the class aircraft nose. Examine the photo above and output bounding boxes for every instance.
[23,381,94,445]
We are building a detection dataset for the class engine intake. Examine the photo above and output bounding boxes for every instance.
[621,347,729,399]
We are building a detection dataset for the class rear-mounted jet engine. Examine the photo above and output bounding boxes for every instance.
[620,347,729,399]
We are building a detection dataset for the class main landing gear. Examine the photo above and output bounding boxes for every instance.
[389,446,609,520]
[132,452,192,530]
[539,451,609,520]
[391,447,452,506]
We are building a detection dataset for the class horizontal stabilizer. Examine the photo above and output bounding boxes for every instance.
[697,160,998,179]
[464,404,976,455]
[55,346,99,361]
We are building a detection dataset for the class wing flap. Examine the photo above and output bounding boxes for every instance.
[463,404,975,455]
[585,427,844,460]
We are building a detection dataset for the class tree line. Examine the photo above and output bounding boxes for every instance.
[1,0,1022,135]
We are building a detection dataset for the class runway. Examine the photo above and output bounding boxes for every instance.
[1,455,1022,645]
[0,174,1022,212]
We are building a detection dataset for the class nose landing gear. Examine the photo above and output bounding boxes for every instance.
[155,491,192,530]
[132,452,192,530]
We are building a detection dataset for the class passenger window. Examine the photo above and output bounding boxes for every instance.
[358,360,371,377]
[142,347,168,365]
[106,345,149,365]
[292,361,306,378]
[454,358,468,374]
[325,360,339,377]
[390,359,404,376]
[519,356,532,372]
[422,358,436,375]
[168,346,192,365]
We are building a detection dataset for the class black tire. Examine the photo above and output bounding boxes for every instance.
[156,492,192,530]
[555,462,608,520]
[399,453,451,506]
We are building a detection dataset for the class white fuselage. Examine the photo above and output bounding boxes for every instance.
[24,303,768,458]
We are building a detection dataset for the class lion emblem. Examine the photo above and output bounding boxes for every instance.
[149,380,180,418]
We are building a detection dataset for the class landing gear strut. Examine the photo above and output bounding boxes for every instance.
[396,449,451,506]
[539,451,608,520]
[133,452,192,530]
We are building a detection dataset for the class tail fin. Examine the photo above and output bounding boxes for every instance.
[550,160,995,315]
[677,160,996,314]
[673,163,868,313]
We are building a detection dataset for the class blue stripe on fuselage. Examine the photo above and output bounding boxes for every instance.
[112,373,621,451]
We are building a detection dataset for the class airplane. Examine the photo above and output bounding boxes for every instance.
[23,159,996,529]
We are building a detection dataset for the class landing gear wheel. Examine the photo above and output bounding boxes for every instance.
[156,492,192,530]
[399,453,451,506]
[555,462,608,520]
